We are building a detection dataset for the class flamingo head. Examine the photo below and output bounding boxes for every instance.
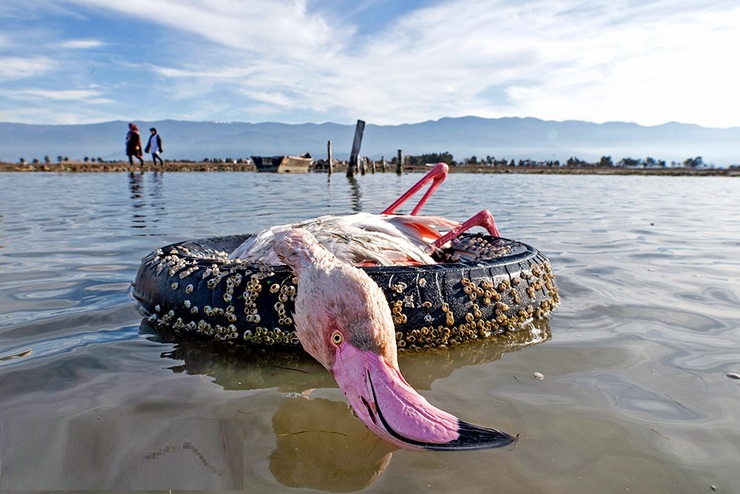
[273,228,515,451]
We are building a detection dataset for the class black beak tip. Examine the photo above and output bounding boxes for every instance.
[423,420,517,451]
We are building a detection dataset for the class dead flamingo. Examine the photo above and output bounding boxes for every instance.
[229,162,502,266]
[273,228,516,451]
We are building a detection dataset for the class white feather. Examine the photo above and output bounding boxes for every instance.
[229,213,460,266]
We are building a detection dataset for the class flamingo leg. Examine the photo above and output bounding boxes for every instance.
[381,162,449,216]
[431,209,501,250]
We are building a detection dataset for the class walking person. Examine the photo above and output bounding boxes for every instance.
[145,127,164,167]
[126,123,144,166]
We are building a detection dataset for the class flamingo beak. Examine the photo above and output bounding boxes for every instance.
[331,343,516,451]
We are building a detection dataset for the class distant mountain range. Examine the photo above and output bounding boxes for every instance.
[1,116,738,166]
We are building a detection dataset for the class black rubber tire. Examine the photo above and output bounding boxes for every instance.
[132,233,559,349]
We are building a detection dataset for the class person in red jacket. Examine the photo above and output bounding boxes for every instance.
[126,123,144,166]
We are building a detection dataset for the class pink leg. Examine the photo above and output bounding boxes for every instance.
[431,210,501,250]
[382,162,448,216]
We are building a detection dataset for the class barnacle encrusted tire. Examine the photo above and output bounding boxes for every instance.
[132,233,559,350]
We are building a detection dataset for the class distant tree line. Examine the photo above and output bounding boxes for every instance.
[17,155,108,165]
[391,152,455,167]
[389,152,713,169]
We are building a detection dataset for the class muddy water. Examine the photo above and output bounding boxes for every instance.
[1,171,738,492]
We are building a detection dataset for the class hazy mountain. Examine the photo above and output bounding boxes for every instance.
[1,116,738,166]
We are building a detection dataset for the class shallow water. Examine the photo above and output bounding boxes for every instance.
[1,171,739,492]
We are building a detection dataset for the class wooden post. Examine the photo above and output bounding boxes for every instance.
[396,149,403,175]
[327,140,332,176]
[360,156,367,175]
[346,119,365,178]
[371,157,376,174]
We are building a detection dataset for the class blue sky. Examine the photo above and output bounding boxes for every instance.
[0,0,738,127]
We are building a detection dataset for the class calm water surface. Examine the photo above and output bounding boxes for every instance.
[1,171,739,492]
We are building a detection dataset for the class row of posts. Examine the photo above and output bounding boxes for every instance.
[327,119,403,177]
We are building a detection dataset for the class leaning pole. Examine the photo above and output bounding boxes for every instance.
[346,119,365,178]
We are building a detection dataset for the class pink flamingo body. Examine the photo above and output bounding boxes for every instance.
[232,163,513,449]
[274,228,515,450]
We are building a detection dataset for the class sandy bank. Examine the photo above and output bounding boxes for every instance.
[1,160,737,176]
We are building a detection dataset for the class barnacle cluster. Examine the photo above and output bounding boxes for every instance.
[137,235,558,350]
[388,257,559,352]
[143,243,306,346]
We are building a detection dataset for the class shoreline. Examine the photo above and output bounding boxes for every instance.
[1,160,737,176]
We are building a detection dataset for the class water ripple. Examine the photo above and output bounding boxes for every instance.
[2,172,740,491]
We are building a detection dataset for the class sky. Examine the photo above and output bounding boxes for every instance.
[0,0,738,128]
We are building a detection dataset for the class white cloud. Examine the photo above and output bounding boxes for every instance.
[71,0,345,59]
[2,0,740,127]
[58,39,105,49]
[11,88,111,102]
[0,56,57,80]
[325,0,740,127]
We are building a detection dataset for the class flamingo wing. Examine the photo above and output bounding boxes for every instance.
[229,213,458,266]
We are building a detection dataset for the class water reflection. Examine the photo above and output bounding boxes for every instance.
[4,172,740,491]
[128,171,144,197]
[148,319,550,391]
[270,397,395,492]
[147,319,550,491]
[127,172,165,232]
[345,175,363,212]
[0,325,141,368]
[149,171,164,211]
[128,172,145,230]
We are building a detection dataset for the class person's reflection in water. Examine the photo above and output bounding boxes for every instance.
[128,172,147,229]
[128,171,167,232]
[148,171,165,224]
[129,171,143,199]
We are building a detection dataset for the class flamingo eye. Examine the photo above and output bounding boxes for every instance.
[331,331,343,346]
